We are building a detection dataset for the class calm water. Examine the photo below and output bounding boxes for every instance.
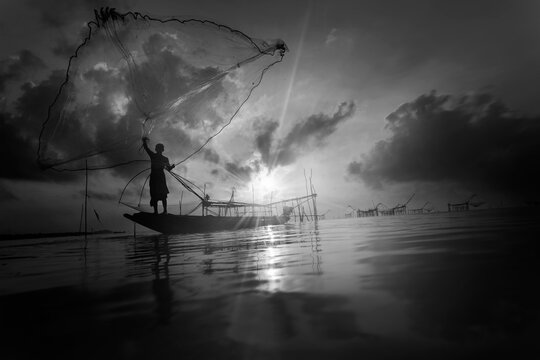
[1,208,539,359]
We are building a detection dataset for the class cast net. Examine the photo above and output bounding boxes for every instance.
[37,8,287,171]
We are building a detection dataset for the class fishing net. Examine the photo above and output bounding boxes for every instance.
[38,8,287,171]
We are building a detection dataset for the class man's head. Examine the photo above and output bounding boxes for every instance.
[155,143,164,153]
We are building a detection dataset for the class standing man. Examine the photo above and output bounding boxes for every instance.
[142,137,175,214]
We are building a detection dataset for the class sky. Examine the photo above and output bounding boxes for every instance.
[1,0,540,233]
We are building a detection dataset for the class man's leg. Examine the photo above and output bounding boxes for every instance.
[151,199,158,214]
[162,199,168,214]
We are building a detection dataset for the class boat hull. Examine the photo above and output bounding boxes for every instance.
[124,212,289,234]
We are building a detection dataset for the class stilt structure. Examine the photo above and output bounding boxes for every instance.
[353,196,434,217]
[85,160,88,241]
[408,201,433,214]
[378,193,415,216]
[345,205,356,218]
[393,193,415,215]
[357,202,385,217]
[448,194,485,212]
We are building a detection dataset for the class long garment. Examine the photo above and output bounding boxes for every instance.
[146,151,171,207]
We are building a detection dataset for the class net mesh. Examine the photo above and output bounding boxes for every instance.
[38,8,287,171]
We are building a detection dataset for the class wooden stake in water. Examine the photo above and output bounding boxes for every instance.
[78,203,84,233]
[85,160,88,241]
[202,184,206,216]
[180,190,184,215]
[309,170,318,221]
[303,169,313,221]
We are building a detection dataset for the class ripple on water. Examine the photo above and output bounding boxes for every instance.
[1,209,539,358]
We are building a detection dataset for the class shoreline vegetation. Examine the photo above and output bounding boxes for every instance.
[0,229,126,241]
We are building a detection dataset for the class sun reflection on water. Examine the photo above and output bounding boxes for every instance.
[3,211,539,357]
[256,227,284,292]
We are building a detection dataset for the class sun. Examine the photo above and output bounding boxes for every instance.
[251,168,284,200]
[259,173,278,192]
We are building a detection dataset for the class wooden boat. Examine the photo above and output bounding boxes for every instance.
[124,212,290,234]
[122,170,318,235]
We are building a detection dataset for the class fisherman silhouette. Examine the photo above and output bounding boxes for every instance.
[142,137,175,214]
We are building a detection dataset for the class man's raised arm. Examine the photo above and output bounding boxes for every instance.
[142,137,153,156]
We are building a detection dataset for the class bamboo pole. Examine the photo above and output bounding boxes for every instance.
[78,203,84,233]
[202,184,206,216]
[303,170,312,219]
[309,171,318,221]
[179,190,183,215]
[85,160,88,241]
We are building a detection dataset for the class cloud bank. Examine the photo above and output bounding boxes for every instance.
[208,101,355,186]
[255,101,356,170]
[347,92,540,199]
[0,49,45,93]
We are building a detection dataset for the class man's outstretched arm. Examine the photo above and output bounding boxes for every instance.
[142,137,153,156]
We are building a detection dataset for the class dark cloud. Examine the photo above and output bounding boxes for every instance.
[38,18,254,173]
[0,69,80,181]
[16,70,64,127]
[203,148,220,164]
[253,118,279,167]
[52,37,80,59]
[0,49,45,93]
[3,10,281,186]
[255,101,356,170]
[224,162,257,184]
[347,92,540,199]
[0,112,40,179]
[27,0,117,28]
[0,110,79,182]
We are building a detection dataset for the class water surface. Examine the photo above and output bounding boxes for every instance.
[1,208,539,359]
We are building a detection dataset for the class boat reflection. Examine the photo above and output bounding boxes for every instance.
[124,223,325,323]
[2,211,538,358]
[151,236,173,324]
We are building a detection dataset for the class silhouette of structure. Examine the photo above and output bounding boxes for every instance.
[380,193,415,216]
[345,205,356,218]
[408,201,434,215]
[448,194,485,212]
[357,203,386,217]
[347,194,438,218]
